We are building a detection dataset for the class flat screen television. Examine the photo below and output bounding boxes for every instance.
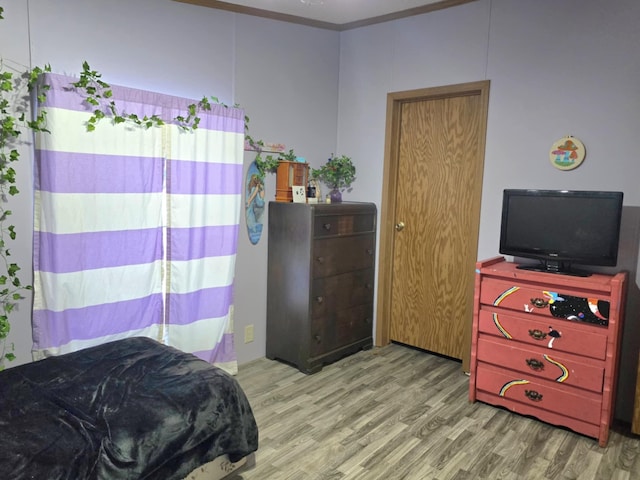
[499,189,624,276]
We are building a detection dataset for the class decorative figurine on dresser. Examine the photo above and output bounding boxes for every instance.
[266,201,377,374]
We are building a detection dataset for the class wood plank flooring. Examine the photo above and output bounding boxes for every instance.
[232,343,640,480]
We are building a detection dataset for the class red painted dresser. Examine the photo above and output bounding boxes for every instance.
[468,257,627,446]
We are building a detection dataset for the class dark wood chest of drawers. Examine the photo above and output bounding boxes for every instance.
[469,257,627,446]
[266,201,376,373]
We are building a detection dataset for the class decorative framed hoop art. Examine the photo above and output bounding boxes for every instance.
[549,136,586,171]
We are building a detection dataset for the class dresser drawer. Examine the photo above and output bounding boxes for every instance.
[478,308,607,360]
[312,235,375,278]
[311,269,374,317]
[310,304,373,356]
[480,278,610,326]
[314,213,375,237]
[476,363,601,425]
[477,336,604,392]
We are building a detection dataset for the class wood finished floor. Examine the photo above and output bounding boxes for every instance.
[232,343,640,480]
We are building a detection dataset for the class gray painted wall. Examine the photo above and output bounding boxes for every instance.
[1,0,639,418]
[336,0,640,421]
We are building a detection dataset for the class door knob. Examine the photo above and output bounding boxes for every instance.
[395,221,405,231]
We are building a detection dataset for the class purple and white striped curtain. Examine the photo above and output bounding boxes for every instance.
[32,73,243,372]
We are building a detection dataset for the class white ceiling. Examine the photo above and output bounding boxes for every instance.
[176,0,474,29]
[226,0,445,24]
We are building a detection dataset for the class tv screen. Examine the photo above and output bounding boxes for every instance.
[499,189,624,276]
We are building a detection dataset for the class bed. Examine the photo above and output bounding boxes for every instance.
[0,337,258,479]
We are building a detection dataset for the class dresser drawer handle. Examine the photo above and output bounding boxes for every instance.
[524,390,543,402]
[526,358,545,371]
[316,256,324,263]
[366,249,373,255]
[530,297,549,308]
[315,296,324,304]
[314,335,321,343]
[323,223,332,231]
[528,329,547,340]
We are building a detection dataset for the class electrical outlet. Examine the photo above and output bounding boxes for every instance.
[244,325,254,343]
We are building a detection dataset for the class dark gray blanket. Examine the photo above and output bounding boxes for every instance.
[0,337,258,479]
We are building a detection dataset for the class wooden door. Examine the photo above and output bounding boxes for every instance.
[376,81,490,371]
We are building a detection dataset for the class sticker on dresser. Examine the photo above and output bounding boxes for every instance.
[487,283,610,326]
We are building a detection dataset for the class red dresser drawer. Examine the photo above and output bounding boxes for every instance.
[480,278,610,326]
[477,336,604,392]
[476,363,601,425]
[478,308,607,360]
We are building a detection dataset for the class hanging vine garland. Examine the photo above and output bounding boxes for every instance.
[0,59,51,366]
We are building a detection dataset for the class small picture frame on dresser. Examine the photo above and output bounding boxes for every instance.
[292,185,306,203]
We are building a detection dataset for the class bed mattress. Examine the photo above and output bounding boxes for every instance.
[0,337,258,479]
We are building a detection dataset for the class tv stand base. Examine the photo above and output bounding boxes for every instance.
[515,263,591,277]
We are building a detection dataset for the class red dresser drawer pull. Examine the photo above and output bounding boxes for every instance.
[526,358,545,371]
[531,298,549,308]
[528,329,547,340]
[525,390,543,402]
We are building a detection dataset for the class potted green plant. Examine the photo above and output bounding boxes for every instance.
[311,154,356,203]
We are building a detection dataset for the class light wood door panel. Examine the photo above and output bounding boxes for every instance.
[377,81,490,370]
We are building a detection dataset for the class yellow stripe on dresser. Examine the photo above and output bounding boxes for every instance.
[493,286,520,306]
[544,354,569,382]
[499,379,530,396]
[492,313,512,339]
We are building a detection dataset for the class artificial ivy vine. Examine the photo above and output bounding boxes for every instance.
[73,61,295,180]
[72,61,227,133]
[0,56,50,366]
